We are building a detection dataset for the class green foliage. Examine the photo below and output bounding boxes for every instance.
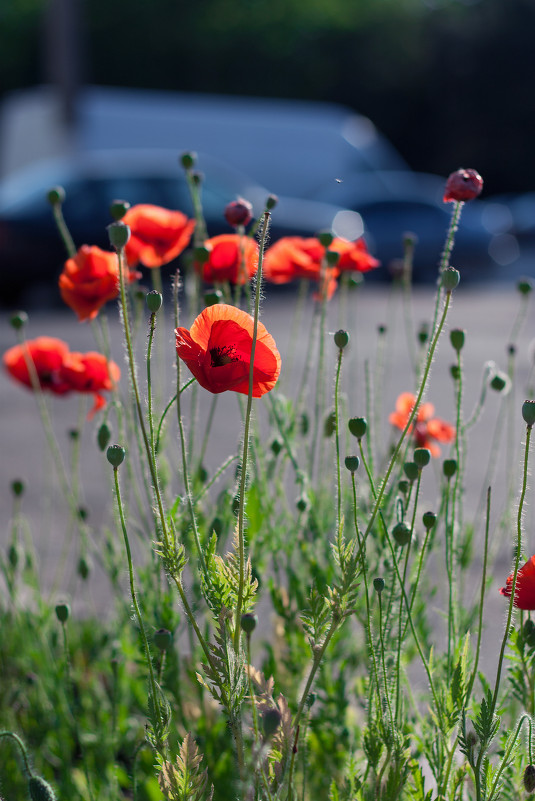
[158,733,214,801]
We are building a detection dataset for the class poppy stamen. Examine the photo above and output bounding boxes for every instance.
[210,345,241,367]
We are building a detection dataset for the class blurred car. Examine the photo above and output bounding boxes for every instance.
[0,149,364,307]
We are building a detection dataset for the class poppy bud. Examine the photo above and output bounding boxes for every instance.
[194,246,210,265]
[180,151,197,170]
[107,444,126,467]
[266,194,278,210]
[46,186,65,206]
[443,168,483,203]
[404,462,419,482]
[443,459,457,478]
[191,171,203,186]
[422,511,437,530]
[300,412,310,436]
[348,417,367,439]
[109,199,131,221]
[523,619,535,647]
[241,613,258,634]
[398,479,410,495]
[77,556,90,580]
[153,628,173,652]
[224,198,253,227]
[517,278,533,296]
[450,329,465,352]
[78,506,88,522]
[296,494,309,512]
[271,439,282,456]
[262,707,282,738]
[393,522,411,547]
[305,692,316,709]
[146,290,163,313]
[414,448,431,468]
[10,311,28,330]
[490,373,509,392]
[508,343,516,356]
[326,250,340,267]
[211,517,223,536]
[324,410,336,437]
[97,422,112,452]
[11,479,25,497]
[373,577,385,594]
[8,543,20,568]
[450,364,461,381]
[28,775,57,801]
[334,329,350,349]
[442,267,460,292]
[344,455,360,473]
[318,231,334,248]
[107,221,131,250]
[522,400,535,428]
[417,322,429,345]
[466,730,479,748]
[204,289,222,307]
[377,324,387,335]
[55,602,70,623]
[524,765,535,794]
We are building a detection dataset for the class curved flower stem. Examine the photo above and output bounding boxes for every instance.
[147,311,157,455]
[334,344,344,532]
[429,200,463,341]
[51,200,76,257]
[155,379,195,453]
[234,210,270,652]
[0,730,33,776]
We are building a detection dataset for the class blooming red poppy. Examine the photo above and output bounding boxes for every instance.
[263,237,339,300]
[500,555,535,609]
[122,204,196,268]
[176,304,281,397]
[3,337,72,394]
[331,237,381,274]
[389,392,455,457]
[201,234,259,285]
[60,351,120,418]
[60,245,130,322]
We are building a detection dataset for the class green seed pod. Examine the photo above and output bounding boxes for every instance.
[377,324,387,335]
[490,373,508,392]
[296,494,309,513]
[262,707,282,738]
[10,311,28,330]
[344,455,360,473]
[523,764,535,794]
[318,230,334,248]
[68,428,79,441]
[403,462,419,482]
[305,692,317,709]
[204,289,222,306]
[324,410,336,437]
[522,400,535,427]
[270,439,282,456]
[450,328,465,352]
[109,199,131,221]
[8,543,20,568]
[450,364,461,381]
[326,249,340,267]
[443,459,457,478]
[348,417,367,439]
[29,775,57,801]
[417,322,429,345]
[414,448,431,468]
[194,246,210,265]
[442,267,460,292]
[107,444,126,467]
[241,613,258,635]
[373,577,385,594]
[46,186,65,206]
[55,602,70,623]
[517,278,534,296]
[107,221,131,250]
[77,556,90,580]
[97,422,112,452]
[392,522,411,547]
[180,151,197,169]
[146,290,162,313]
[11,479,25,497]
[398,479,410,495]
[422,511,437,530]
[266,194,278,210]
[77,506,88,522]
[153,628,173,652]
[191,171,203,186]
[334,329,350,349]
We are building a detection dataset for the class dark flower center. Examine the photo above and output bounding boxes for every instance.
[210,345,241,367]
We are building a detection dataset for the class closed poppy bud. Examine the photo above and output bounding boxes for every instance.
[77,556,90,580]
[224,198,253,227]
[191,171,203,186]
[404,462,419,482]
[523,764,535,793]
[523,400,535,428]
[107,221,131,250]
[270,438,282,456]
[10,311,28,330]
[300,412,309,436]
[195,246,210,265]
[55,602,70,623]
[490,373,508,392]
[414,448,431,468]
[78,506,88,521]
[296,494,309,512]
[8,543,20,568]
[11,479,25,497]
[348,417,367,439]
[393,522,411,546]
[146,290,162,313]
[324,410,336,437]
[517,278,533,296]
[97,422,112,452]
[180,151,197,169]
[345,455,360,473]
[28,775,57,801]
[204,289,222,307]
[443,459,457,478]
[450,364,461,381]
[398,479,410,495]
[442,267,460,292]
[107,444,126,467]
[46,186,65,206]
[373,577,385,594]
[523,618,535,647]
[318,231,334,248]
[334,329,350,349]
[450,329,465,352]
[417,322,429,345]
[326,250,340,267]
[423,511,437,530]
[110,199,131,221]
[378,324,386,335]
[262,707,282,738]
[241,613,258,634]
[153,628,173,652]
[266,194,278,210]
[443,168,483,203]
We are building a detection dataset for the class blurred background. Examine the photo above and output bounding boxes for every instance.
[1,0,535,307]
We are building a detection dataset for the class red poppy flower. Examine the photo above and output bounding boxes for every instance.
[122,204,196,267]
[3,337,72,394]
[176,304,281,397]
[500,555,535,609]
[389,392,455,457]
[60,245,131,322]
[263,237,339,300]
[60,352,120,418]
[331,237,381,274]
[201,234,259,285]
